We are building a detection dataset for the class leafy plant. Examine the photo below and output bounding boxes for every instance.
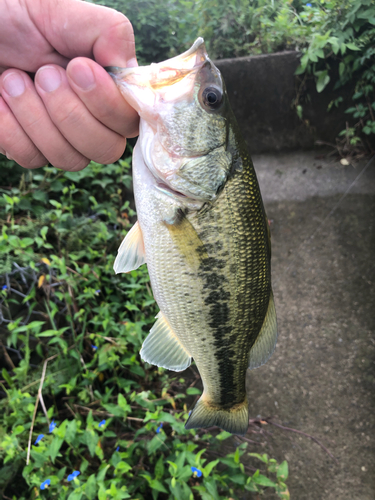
[294,0,375,152]
[0,153,289,499]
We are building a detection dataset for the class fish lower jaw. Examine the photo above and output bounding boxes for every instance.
[155,181,187,200]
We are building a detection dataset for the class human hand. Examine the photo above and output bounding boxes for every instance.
[0,0,139,170]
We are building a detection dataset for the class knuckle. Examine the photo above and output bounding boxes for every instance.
[95,138,125,165]
[22,151,47,169]
[55,101,82,128]
[48,149,89,172]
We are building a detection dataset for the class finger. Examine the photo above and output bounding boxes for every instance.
[35,65,126,164]
[0,95,47,169]
[66,58,139,138]
[0,1,70,73]
[0,70,90,171]
[30,0,137,67]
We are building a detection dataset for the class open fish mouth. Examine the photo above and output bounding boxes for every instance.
[105,37,217,117]
[105,37,207,91]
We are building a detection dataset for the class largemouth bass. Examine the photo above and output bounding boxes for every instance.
[108,38,277,435]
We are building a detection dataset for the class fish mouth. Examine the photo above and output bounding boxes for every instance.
[105,38,211,113]
[155,180,187,200]
[105,37,208,89]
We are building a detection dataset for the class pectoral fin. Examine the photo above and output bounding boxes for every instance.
[248,291,278,369]
[113,221,146,274]
[140,311,192,371]
[164,210,208,267]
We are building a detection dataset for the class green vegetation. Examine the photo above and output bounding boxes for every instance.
[0,155,289,499]
[91,0,374,150]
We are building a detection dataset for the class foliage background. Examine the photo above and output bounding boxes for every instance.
[90,0,375,150]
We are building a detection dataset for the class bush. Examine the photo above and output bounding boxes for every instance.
[0,154,289,499]
[295,0,375,152]
[90,0,374,150]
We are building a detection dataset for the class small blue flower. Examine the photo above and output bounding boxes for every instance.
[1,285,7,290]
[35,434,44,445]
[95,289,101,294]
[49,419,57,432]
[116,446,120,451]
[67,471,80,481]
[156,423,163,434]
[98,419,106,428]
[40,479,51,490]
[91,344,98,351]
[306,2,312,6]
[191,466,202,478]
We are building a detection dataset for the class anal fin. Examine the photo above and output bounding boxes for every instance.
[114,221,146,274]
[140,311,191,372]
[248,290,278,369]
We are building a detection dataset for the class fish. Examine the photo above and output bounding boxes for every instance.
[107,38,277,435]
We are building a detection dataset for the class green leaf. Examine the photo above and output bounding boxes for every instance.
[154,455,165,480]
[49,436,64,463]
[85,475,97,500]
[248,452,269,463]
[32,190,48,202]
[277,460,289,480]
[203,459,219,477]
[67,491,83,500]
[150,479,168,493]
[203,478,219,500]
[186,387,202,395]
[346,42,360,51]
[50,180,64,192]
[97,465,110,482]
[147,433,166,454]
[102,403,126,417]
[13,425,24,436]
[230,474,246,485]
[234,446,240,464]
[316,71,330,93]
[115,462,132,474]
[2,368,13,388]
[252,473,277,487]
[84,429,99,457]
[216,430,232,441]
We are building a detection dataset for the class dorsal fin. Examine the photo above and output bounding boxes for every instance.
[113,221,146,274]
[248,291,278,369]
[140,311,191,372]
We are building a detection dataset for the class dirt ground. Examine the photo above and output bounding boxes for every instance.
[240,150,375,499]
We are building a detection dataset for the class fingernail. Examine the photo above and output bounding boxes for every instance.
[126,58,138,68]
[6,152,14,161]
[37,66,62,92]
[69,63,95,90]
[0,148,5,155]
[2,73,25,97]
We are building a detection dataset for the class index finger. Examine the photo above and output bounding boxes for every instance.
[29,0,137,68]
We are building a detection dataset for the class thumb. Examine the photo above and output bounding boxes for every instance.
[30,0,137,68]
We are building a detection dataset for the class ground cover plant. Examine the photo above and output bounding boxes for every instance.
[0,154,289,499]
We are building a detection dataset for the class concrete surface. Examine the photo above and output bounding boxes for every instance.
[216,53,357,153]
[244,150,375,499]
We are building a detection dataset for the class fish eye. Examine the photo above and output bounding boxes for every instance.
[201,86,223,110]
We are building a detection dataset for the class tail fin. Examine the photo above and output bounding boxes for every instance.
[185,396,249,435]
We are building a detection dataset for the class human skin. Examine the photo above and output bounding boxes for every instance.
[0,0,139,171]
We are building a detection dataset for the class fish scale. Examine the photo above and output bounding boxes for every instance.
[110,38,277,434]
